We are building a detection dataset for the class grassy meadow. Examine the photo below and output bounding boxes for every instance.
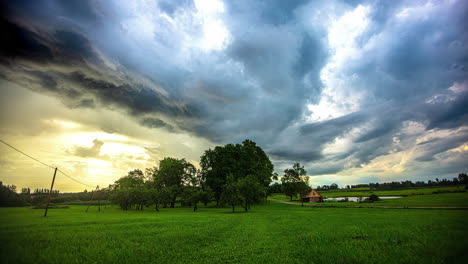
[270,186,468,207]
[1,202,468,264]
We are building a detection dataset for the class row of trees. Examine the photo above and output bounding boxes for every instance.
[1,182,113,207]
[316,183,339,191]
[0,182,31,206]
[345,173,468,190]
[110,140,275,212]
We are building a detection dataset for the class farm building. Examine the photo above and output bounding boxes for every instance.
[302,189,323,203]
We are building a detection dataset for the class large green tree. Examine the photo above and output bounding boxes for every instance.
[223,175,241,213]
[153,157,196,208]
[200,139,274,206]
[111,169,146,210]
[238,175,266,212]
[181,169,213,212]
[281,163,310,201]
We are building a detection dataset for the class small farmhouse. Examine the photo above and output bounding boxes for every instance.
[302,189,323,203]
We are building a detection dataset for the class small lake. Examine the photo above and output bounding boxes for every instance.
[324,196,403,202]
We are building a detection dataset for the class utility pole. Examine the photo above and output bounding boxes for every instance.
[86,185,99,212]
[44,167,58,217]
[97,185,101,212]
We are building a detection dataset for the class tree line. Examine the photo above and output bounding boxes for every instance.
[110,140,275,212]
[0,182,64,207]
[343,173,468,190]
[268,173,468,195]
[0,182,32,206]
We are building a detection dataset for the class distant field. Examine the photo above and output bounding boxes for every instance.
[318,185,466,197]
[1,204,468,263]
[269,192,468,207]
[376,192,468,207]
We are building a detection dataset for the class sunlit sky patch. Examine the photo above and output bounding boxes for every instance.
[0,0,467,191]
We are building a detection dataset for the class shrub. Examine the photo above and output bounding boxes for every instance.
[369,194,380,202]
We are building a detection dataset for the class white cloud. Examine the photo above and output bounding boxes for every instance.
[194,0,231,51]
[448,80,468,93]
[307,5,371,122]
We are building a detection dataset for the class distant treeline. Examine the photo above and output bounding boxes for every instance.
[0,182,31,206]
[0,181,109,207]
[266,173,468,194]
[342,173,468,190]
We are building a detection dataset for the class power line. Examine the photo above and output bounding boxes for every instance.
[0,139,55,169]
[57,169,94,188]
[0,139,95,188]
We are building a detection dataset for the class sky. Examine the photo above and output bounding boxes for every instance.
[0,0,467,192]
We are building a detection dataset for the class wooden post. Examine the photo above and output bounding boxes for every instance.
[97,185,101,212]
[85,185,99,212]
[44,167,58,217]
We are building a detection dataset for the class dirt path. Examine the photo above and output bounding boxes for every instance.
[268,198,468,210]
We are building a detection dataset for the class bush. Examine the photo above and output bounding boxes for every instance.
[368,194,380,202]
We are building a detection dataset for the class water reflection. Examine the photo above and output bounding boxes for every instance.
[323,196,402,202]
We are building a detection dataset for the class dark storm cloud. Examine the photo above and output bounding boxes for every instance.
[0,4,197,129]
[0,15,99,65]
[350,0,468,101]
[0,17,53,62]
[425,92,468,130]
[0,0,328,148]
[65,71,192,118]
[1,0,467,178]
[414,128,468,162]
[270,150,323,163]
[301,111,369,136]
[140,118,175,132]
[272,85,467,167]
[293,0,468,173]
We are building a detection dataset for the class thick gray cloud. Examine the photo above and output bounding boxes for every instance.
[1,0,467,181]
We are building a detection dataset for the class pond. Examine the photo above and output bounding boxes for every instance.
[323,196,403,202]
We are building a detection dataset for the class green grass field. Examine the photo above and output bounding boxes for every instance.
[1,203,467,264]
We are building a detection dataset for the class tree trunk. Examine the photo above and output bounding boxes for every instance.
[193,203,198,212]
[232,204,235,213]
[171,194,177,208]
[244,202,248,212]
[155,203,159,211]
[218,192,224,207]
[290,195,292,201]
